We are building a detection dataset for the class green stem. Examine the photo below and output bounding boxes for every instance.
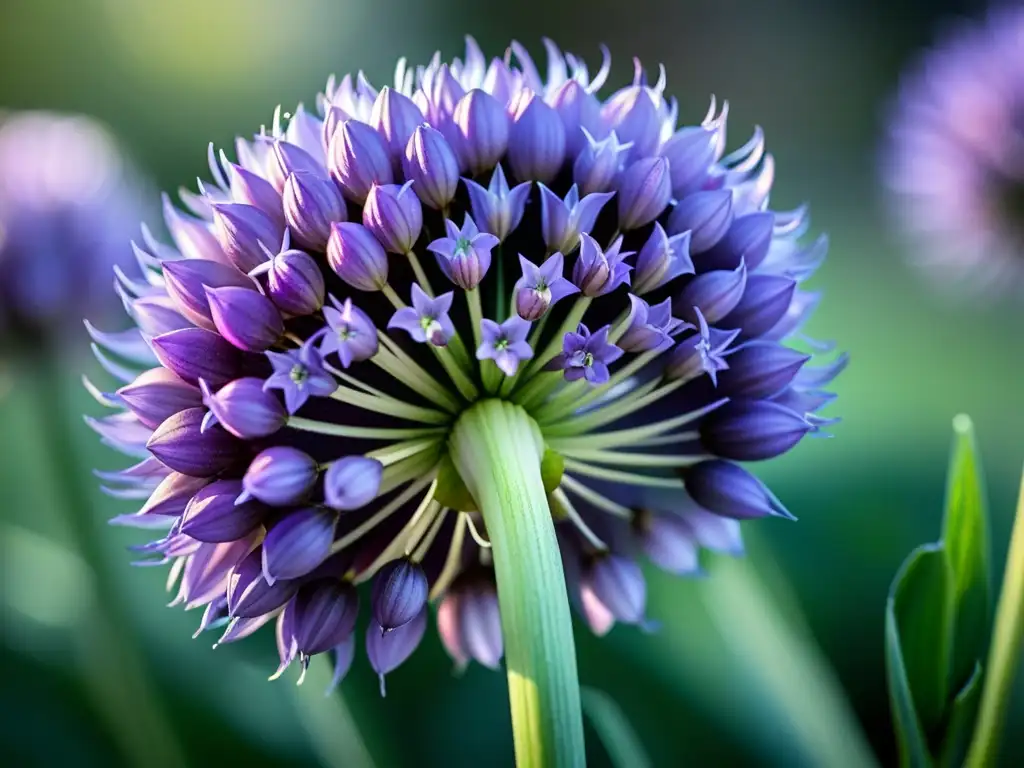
[31,355,185,768]
[965,467,1024,768]
[449,400,585,767]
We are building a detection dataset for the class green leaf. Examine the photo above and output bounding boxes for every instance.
[581,687,652,768]
[938,662,983,768]
[941,415,992,687]
[885,543,955,766]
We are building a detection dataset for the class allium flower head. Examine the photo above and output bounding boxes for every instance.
[86,38,842,693]
[884,7,1024,297]
[0,111,143,342]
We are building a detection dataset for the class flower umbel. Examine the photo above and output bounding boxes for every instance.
[86,37,843,753]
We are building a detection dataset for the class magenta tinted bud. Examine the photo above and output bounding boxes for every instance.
[366,606,428,695]
[226,161,284,223]
[261,507,339,584]
[282,171,346,251]
[161,258,255,331]
[180,479,266,543]
[286,580,359,656]
[450,89,509,175]
[205,286,283,352]
[602,85,662,160]
[549,79,603,157]
[617,156,671,231]
[370,87,424,163]
[640,515,702,576]
[683,460,794,520]
[266,249,326,315]
[117,367,202,429]
[508,89,566,183]
[699,212,775,272]
[212,203,284,273]
[573,130,631,196]
[228,549,299,618]
[457,577,503,669]
[328,120,394,203]
[200,377,286,438]
[463,165,531,242]
[514,252,578,321]
[403,125,460,210]
[242,446,318,506]
[583,554,647,625]
[721,275,797,339]
[371,559,429,632]
[717,342,810,399]
[266,140,324,193]
[146,407,241,477]
[660,127,717,197]
[675,262,748,324]
[634,224,694,295]
[151,328,243,388]
[327,222,389,291]
[667,190,734,253]
[700,399,813,461]
[363,182,423,254]
[324,456,383,510]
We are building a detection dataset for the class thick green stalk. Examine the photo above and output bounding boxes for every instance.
[965,467,1024,768]
[449,400,585,767]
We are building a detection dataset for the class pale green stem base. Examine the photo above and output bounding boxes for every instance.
[965,467,1024,768]
[449,400,585,768]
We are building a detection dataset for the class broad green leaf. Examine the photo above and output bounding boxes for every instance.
[938,662,983,768]
[940,415,991,687]
[885,543,955,765]
[581,687,652,768]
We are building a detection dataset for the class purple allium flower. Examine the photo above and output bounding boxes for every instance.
[0,112,143,341]
[84,38,842,696]
[477,316,534,376]
[884,8,1024,297]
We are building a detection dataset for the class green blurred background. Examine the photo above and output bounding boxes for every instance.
[1,0,1022,765]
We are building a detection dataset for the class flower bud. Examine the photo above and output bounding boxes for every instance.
[371,559,429,632]
[660,126,717,197]
[109,472,209,526]
[700,400,814,462]
[151,328,243,388]
[667,190,733,253]
[130,296,190,337]
[266,140,324,193]
[146,407,241,477]
[573,130,630,196]
[162,195,230,263]
[722,274,797,339]
[285,580,359,656]
[617,156,671,231]
[326,222,389,291]
[674,262,748,324]
[403,125,460,210]
[549,79,603,157]
[698,212,775,272]
[716,342,809,399]
[463,165,531,242]
[161,258,256,331]
[366,606,428,696]
[228,549,299,618]
[225,161,284,224]
[582,554,647,625]
[633,224,694,295]
[638,514,702,576]
[682,460,793,520]
[602,84,662,160]
[508,89,566,183]
[205,286,284,352]
[200,377,286,438]
[371,87,424,163]
[180,479,267,543]
[173,535,258,609]
[212,203,284,273]
[539,184,615,255]
[282,171,346,251]
[363,182,423,254]
[414,63,465,130]
[324,455,383,510]
[242,446,319,506]
[266,248,326,316]
[450,89,509,174]
[117,367,202,429]
[328,120,394,203]
[456,577,503,669]
[261,507,339,584]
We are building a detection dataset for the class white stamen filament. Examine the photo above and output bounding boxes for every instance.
[287,416,446,441]
[329,384,451,424]
[375,333,461,412]
[552,488,609,551]
[543,376,686,437]
[366,437,442,467]
[410,507,450,561]
[429,513,468,600]
[561,458,684,489]
[328,476,435,556]
[547,399,726,451]
[558,474,632,520]
[465,513,492,548]
[558,447,705,469]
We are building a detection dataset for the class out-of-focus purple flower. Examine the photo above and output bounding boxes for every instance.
[545,323,623,384]
[437,570,503,670]
[539,184,615,255]
[387,284,455,346]
[582,554,647,626]
[363,182,423,255]
[319,296,378,367]
[514,252,578,321]
[883,8,1024,298]
[571,234,632,296]
[264,339,337,413]
[477,316,534,376]
[366,606,428,695]
[463,165,531,242]
[428,215,499,290]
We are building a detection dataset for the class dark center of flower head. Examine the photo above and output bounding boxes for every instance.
[88,37,842,690]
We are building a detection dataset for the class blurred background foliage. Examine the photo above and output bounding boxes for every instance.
[1,0,1022,765]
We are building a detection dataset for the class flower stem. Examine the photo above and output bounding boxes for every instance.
[965,467,1024,768]
[449,400,585,767]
